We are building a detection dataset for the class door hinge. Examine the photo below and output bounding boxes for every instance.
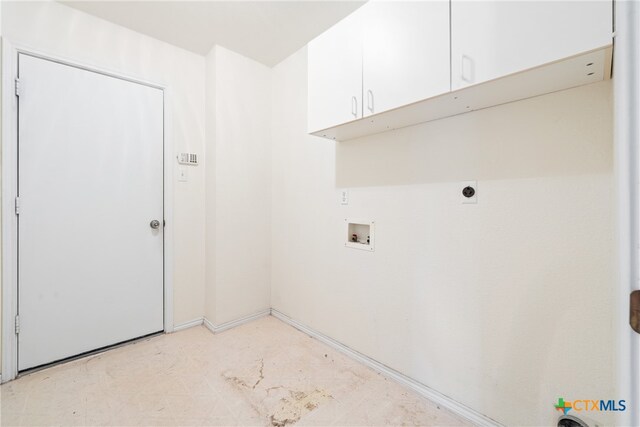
[631,290,640,334]
[14,78,21,97]
[14,197,20,215]
[14,315,20,335]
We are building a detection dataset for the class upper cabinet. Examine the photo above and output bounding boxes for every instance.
[361,1,450,117]
[308,1,450,134]
[308,0,613,141]
[451,0,613,90]
[307,11,363,133]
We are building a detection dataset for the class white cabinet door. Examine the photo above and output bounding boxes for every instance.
[308,11,363,133]
[362,0,450,117]
[451,0,612,90]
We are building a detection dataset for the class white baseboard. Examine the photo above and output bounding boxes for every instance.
[270,308,502,427]
[172,317,204,332]
[203,309,271,334]
[203,317,215,333]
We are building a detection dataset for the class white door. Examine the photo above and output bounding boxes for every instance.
[17,54,164,371]
[362,0,450,116]
[451,0,612,90]
[307,10,363,133]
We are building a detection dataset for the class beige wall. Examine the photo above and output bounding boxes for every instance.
[205,46,272,325]
[271,48,615,426]
[0,0,207,339]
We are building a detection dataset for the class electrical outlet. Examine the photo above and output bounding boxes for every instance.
[461,180,477,204]
[340,189,349,205]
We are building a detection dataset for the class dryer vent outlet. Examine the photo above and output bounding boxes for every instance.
[460,180,477,204]
[558,414,602,427]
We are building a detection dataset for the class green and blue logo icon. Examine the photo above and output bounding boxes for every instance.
[555,398,572,415]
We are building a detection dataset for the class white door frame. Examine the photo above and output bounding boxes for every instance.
[614,1,640,425]
[1,39,175,382]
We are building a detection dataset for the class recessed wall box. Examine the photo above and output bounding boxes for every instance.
[345,219,375,251]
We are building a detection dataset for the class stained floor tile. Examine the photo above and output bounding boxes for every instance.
[0,316,469,426]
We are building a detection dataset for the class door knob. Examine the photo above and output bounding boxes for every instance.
[150,220,161,229]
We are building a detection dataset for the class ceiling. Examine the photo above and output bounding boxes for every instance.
[60,1,365,67]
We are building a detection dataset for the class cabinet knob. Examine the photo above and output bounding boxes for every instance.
[351,96,358,118]
[367,90,374,114]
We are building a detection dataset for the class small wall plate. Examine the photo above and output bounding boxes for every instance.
[340,189,349,205]
[178,167,188,182]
